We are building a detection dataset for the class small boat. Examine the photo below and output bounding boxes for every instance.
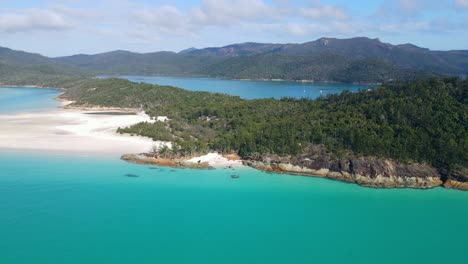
[231,175,240,179]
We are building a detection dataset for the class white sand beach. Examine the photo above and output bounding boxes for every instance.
[0,107,162,155]
[186,153,243,168]
[0,100,243,167]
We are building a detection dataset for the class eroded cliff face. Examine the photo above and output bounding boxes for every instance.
[122,146,467,190]
[243,147,444,189]
[444,168,468,191]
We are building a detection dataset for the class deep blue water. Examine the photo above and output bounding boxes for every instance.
[118,75,369,99]
[1,87,467,264]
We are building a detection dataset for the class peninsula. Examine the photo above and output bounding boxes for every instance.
[5,76,463,190]
[0,39,466,190]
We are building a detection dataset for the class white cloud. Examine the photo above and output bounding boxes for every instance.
[376,17,467,35]
[455,0,468,8]
[133,0,270,33]
[285,21,358,36]
[375,0,447,17]
[51,5,97,20]
[130,0,353,40]
[396,0,425,13]
[368,0,468,36]
[379,21,430,33]
[285,23,309,36]
[128,29,161,44]
[0,8,71,33]
[132,6,190,35]
[0,0,465,55]
[299,3,348,21]
[191,0,269,25]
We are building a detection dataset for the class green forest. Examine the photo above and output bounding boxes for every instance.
[61,77,467,173]
[200,54,435,83]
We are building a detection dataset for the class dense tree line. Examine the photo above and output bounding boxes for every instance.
[201,54,435,83]
[60,77,467,172]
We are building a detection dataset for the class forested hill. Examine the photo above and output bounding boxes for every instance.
[0,47,89,87]
[1,37,467,83]
[61,77,467,174]
[51,37,466,83]
[182,37,468,76]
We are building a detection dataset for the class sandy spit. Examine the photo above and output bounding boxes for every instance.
[0,106,167,156]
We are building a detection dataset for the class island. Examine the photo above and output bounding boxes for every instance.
[32,77,465,190]
[0,40,466,191]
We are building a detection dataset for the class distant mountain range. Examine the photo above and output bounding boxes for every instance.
[180,37,468,75]
[1,37,467,83]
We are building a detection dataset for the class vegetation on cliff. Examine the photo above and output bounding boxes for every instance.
[59,77,467,174]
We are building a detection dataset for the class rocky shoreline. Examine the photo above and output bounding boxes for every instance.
[242,154,467,190]
[122,154,213,169]
[243,156,444,189]
[122,148,467,191]
[442,168,468,191]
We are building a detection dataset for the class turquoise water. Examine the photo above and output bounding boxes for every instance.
[0,87,61,113]
[1,87,468,263]
[119,75,369,99]
[1,150,467,264]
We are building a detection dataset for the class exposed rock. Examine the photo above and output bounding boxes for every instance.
[243,152,444,189]
[443,168,468,191]
[178,161,211,169]
[123,147,466,190]
[320,38,329,46]
[223,153,242,161]
[121,154,211,169]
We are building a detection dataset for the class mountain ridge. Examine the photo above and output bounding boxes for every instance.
[1,37,467,83]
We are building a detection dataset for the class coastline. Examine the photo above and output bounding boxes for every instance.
[0,99,162,156]
[0,84,65,91]
[234,78,380,85]
[121,151,467,191]
[122,152,243,169]
[2,83,465,191]
[103,75,380,86]
[61,103,140,113]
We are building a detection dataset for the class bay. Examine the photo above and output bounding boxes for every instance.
[0,87,61,114]
[1,86,467,264]
[0,150,467,264]
[119,75,369,99]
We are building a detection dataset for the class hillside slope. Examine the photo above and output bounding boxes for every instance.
[1,36,467,83]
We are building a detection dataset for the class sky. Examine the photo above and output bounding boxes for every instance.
[0,0,467,57]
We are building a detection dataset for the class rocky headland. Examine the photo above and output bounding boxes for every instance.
[443,168,468,191]
[122,153,213,169]
[243,155,443,189]
[242,145,467,190]
[121,147,466,190]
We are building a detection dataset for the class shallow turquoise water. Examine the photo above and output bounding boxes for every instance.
[1,150,467,264]
[119,75,369,99]
[0,87,61,113]
[1,87,467,263]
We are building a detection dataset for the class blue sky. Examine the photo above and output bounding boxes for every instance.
[0,0,467,56]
